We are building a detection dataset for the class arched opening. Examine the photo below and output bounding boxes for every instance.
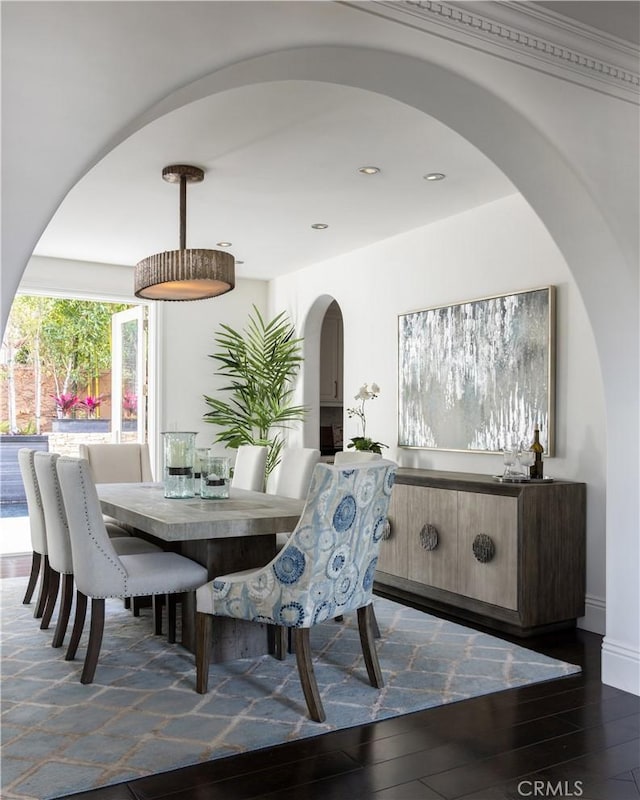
[299,294,340,452]
[7,44,636,691]
[318,300,344,459]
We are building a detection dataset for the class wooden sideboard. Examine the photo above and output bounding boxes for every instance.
[375,468,586,637]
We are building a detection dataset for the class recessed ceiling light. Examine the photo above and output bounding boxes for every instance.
[358,166,380,175]
[311,223,329,230]
[423,172,446,181]
[216,241,232,247]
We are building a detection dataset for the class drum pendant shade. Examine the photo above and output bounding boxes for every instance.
[134,165,235,301]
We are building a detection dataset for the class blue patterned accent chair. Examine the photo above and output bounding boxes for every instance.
[195,459,397,722]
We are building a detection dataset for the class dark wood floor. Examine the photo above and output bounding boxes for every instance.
[3,553,638,800]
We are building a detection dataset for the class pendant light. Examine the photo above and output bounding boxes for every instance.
[134,164,235,301]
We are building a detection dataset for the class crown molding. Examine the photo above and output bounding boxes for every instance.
[344,1,639,103]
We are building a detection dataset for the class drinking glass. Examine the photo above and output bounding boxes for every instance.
[519,449,535,479]
[502,437,522,479]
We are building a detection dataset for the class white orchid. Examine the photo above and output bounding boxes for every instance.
[354,382,380,403]
[346,382,386,453]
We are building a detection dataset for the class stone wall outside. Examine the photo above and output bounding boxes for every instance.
[47,432,112,457]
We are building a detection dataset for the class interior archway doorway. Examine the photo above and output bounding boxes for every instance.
[11,40,636,692]
[318,300,344,459]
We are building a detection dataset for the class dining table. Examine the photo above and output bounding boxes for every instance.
[97,482,305,660]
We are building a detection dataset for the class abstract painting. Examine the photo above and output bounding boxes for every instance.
[398,286,555,453]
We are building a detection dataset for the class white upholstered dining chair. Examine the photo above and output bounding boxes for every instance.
[268,447,321,552]
[33,451,163,651]
[195,459,397,722]
[56,456,208,683]
[18,448,51,621]
[333,450,382,465]
[231,445,268,492]
[78,442,154,483]
[78,442,152,559]
[268,447,321,500]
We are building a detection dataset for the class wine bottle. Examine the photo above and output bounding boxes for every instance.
[530,425,544,479]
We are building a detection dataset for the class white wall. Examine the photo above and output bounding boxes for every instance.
[20,256,135,301]
[160,279,267,454]
[271,193,607,634]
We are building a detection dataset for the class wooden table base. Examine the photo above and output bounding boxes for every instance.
[178,534,277,660]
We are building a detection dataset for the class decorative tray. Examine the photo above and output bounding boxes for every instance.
[492,475,554,483]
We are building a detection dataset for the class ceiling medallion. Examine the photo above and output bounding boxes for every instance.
[134,164,235,301]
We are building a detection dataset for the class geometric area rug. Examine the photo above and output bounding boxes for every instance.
[0,576,580,800]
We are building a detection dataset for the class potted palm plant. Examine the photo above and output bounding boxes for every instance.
[203,306,307,479]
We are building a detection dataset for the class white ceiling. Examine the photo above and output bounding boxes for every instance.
[34,81,516,281]
[32,2,636,282]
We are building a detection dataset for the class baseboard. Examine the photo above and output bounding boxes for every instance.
[602,636,640,695]
[577,594,606,635]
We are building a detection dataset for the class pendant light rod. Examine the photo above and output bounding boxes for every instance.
[161,164,204,250]
[180,174,187,250]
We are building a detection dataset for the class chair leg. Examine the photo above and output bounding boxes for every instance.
[34,556,52,619]
[195,612,213,694]
[334,608,380,638]
[131,594,154,616]
[334,605,380,639]
[65,590,88,661]
[370,604,381,639]
[357,605,384,689]
[22,551,41,604]
[268,625,287,660]
[81,598,105,684]
[153,595,164,635]
[167,594,178,644]
[52,574,74,648]
[40,568,60,630]
[292,627,325,723]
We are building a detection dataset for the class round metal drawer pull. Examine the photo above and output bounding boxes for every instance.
[472,533,495,563]
[419,523,439,551]
[381,519,392,541]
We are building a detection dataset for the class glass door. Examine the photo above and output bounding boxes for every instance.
[111,306,146,443]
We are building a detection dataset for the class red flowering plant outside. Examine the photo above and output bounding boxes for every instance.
[52,393,79,419]
[122,392,137,419]
[79,395,104,419]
